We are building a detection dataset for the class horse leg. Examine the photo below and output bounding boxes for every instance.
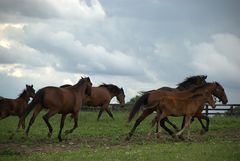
[58,114,67,142]
[42,110,58,138]
[126,108,155,141]
[0,110,9,120]
[159,118,175,136]
[165,118,179,131]
[97,108,104,121]
[105,106,114,120]
[65,112,79,135]
[196,113,209,134]
[25,105,42,136]
[175,115,192,139]
[20,115,26,129]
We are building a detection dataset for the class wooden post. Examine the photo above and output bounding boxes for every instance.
[230,106,233,115]
[205,105,209,116]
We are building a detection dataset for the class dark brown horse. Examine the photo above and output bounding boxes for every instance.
[18,77,92,142]
[61,83,125,120]
[0,85,35,129]
[126,82,228,140]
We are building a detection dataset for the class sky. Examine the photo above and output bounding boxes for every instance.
[0,0,239,103]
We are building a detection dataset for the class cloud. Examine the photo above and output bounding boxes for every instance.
[186,33,240,86]
[0,0,239,103]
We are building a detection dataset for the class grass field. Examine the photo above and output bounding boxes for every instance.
[0,111,240,161]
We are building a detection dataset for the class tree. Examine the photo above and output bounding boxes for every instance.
[124,95,140,110]
[225,106,240,116]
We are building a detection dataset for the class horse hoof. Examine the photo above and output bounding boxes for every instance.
[125,136,131,141]
[64,130,71,135]
[48,132,52,138]
[171,134,177,139]
[200,129,206,135]
[58,137,63,142]
[178,135,185,140]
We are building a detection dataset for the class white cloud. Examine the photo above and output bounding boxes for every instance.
[186,33,240,84]
[50,0,106,21]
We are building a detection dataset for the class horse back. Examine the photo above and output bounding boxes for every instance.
[85,87,111,106]
[41,87,77,111]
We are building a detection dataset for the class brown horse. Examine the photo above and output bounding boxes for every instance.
[18,77,92,142]
[147,75,209,132]
[126,82,228,140]
[154,92,216,139]
[61,83,125,120]
[126,75,208,137]
[0,85,35,129]
[86,84,125,120]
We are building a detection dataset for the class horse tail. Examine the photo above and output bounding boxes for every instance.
[128,93,150,122]
[20,89,44,120]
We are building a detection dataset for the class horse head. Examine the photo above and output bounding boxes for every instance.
[116,88,125,107]
[205,92,216,109]
[26,84,35,98]
[84,77,92,96]
[212,82,228,105]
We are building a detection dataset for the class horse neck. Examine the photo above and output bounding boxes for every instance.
[17,91,30,103]
[192,83,215,95]
[107,90,118,99]
[72,82,88,96]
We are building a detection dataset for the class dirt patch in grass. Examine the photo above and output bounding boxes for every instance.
[0,128,240,155]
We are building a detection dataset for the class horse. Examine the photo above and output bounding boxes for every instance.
[18,77,92,142]
[0,85,35,129]
[125,75,207,138]
[126,82,228,140]
[146,75,209,132]
[61,83,125,120]
[153,92,216,139]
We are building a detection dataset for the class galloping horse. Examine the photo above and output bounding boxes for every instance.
[126,75,207,138]
[147,75,208,132]
[153,90,216,139]
[61,83,125,120]
[19,77,92,142]
[127,82,228,140]
[0,85,35,129]
[86,84,125,120]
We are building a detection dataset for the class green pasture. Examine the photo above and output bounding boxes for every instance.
[0,111,240,161]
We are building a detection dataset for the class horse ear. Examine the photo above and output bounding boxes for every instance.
[31,85,33,88]
[26,84,29,88]
[203,75,207,79]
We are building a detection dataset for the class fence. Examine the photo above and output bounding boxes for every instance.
[203,104,240,116]
[81,103,240,116]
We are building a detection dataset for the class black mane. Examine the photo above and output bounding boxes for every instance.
[99,84,122,94]
[18,90,27,98]
[177,75,207,90]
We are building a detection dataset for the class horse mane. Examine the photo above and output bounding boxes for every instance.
[18,90,27,98]
[73,78,87,88]
[99,84,121,94]
[176,75,207,90]
[60,84,72,88]
[190,82,212,93]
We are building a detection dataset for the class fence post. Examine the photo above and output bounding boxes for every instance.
[230,106,233,115]
[205,105,209,116]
